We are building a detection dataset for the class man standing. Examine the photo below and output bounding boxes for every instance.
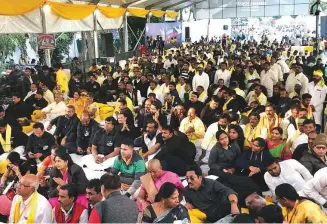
[179,108,205,161]
[214,62,231,87]
[192,64,209,93]
[184,165,240,222]
[285,64,309,95]
[53,184,88,223]
[308,70,327,127]
[8,174,52,223]
[260,62,278,98]
[54,63,69,94]
[88,173,139,223]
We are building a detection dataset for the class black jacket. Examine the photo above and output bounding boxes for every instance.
[299,150,327,175]
[76,119,100,148]
[53,114,80,142]
[25,131,55,159]
[0,127,28,155]
[48,163,88,197]
[6,101,32,120]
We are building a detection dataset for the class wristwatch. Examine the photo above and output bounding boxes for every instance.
[229,200,237,204]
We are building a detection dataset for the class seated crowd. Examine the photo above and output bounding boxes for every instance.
[1,35,327,223]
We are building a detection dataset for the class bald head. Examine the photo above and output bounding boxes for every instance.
[148,159,163,179]
[148,159,161,169]
[23,174,39,190]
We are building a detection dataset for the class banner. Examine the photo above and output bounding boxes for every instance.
[146,22,182,44]
[37,34,56,49]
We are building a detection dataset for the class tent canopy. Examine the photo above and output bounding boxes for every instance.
[0,0,179,34]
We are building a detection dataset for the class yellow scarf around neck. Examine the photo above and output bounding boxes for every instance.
[0,124,11,152]
[223,97,233,111]
[14,191,38,224]
[259,113,280,138]
[244,124,262,147]
[199,92,207,102]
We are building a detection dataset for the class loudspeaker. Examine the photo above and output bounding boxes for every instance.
[101,33,114,57]
[185,27,190,40]
[223,25,228,30]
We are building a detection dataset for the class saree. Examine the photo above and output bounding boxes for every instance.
[142,204,190,223]
[266,140,286,158]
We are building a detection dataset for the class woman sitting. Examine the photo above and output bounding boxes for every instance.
[68,91,85,118]
[48,147,88,208]
[236,137,273,191]
[0,152,37,221]
[266,127,290,159]
[142,182,190,223]
[228,124,245,152]
[275,183,327,223]
[208,130,241,176]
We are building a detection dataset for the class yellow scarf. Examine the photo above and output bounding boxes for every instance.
[259,113,280,138]
[317,79,325,87]
[164,96,175,111]
[0,125,11,152]
[13,191,38,224]
[244,124,262,147]
[301,103,312,119]
[199,92,207,102]
[223,97,233,111]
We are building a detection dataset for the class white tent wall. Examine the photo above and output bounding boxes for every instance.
[182,19,231,42]
[0,9,42,33]
[0,6,123,34]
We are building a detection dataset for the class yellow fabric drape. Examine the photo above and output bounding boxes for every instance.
[128,8,149,17]
[0,0,45,16]
[151,10,166,17]
[98,6,126,18]
[0,125,11,153]
[166,11,178,18]
[47,1,96,20]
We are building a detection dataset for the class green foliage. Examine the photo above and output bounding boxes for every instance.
[150,16,164,23]
[51,32,74,65]
[0,34,27,62]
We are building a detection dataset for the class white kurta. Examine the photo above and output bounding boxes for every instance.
[285,72,309,96]
[264,159,313,196]
[303,167,327,206]
[260,69,278,97]
[147,86,164,103]
[308,81,327,125]
[9,192,53,224]
[192,72,210,92]
[214,69,231,87]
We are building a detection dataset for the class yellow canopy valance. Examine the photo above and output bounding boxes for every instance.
[0,1,178,20]
[166,11,178,19]
[0,0,45,16]
[127,8,149,17]
[98,6,126,18]
[47,1,96,20]
[150,10,166,17]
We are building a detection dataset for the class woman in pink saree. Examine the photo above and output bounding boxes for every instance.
[137,159,184,211]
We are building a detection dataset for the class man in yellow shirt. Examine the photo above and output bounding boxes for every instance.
[179,108,205,161]
[54,63,69,94]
